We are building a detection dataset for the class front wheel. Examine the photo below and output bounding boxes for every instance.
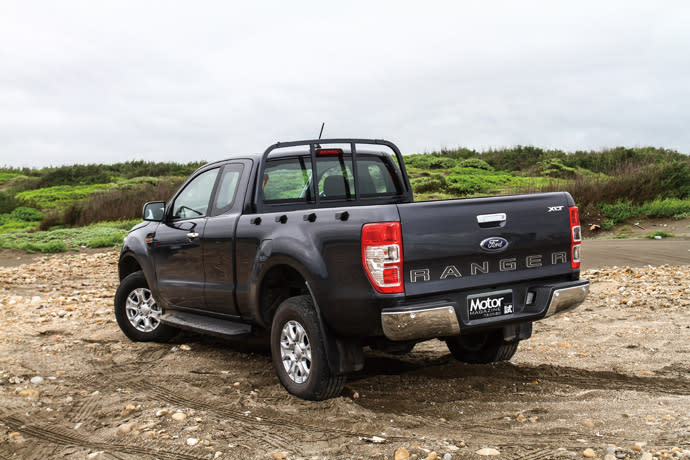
[446,331,519,363]
[114,271,178,342]
[270,295,346,400]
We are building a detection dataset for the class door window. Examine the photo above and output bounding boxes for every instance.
[213,164,244,213]
[171,168,219,219]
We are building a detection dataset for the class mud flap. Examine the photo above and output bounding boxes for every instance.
[502,322,533,342]
[306,283,364,375]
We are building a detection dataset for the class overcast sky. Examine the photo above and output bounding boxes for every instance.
[1,1,689,167]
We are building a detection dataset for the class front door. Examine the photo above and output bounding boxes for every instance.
[151,167,219,309]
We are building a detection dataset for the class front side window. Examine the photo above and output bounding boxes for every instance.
[171,168,219,219]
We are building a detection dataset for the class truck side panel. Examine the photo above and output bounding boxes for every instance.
[234,204,402,337]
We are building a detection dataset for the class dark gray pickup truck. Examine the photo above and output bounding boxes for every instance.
[114,138,589,400]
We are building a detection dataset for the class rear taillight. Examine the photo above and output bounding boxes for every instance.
[361,222,404,294]
[569,206,581,269]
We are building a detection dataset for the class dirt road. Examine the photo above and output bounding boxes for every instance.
[0,250,689,459]
[581,239,690,270]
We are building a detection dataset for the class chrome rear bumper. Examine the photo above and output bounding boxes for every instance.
[381,305,460,342]
[381,280,590,341]
[544,281,590,317]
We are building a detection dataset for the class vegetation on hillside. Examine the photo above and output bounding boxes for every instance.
[405,145,690,225]
[0,146,688,252]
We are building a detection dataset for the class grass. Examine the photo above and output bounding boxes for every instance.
[15,184,111,209]
[646,230,674,239]
[0,220,139,253]
[0,172,21,185]
[599,199,690,226]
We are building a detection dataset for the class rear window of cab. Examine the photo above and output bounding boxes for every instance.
[262,154,401,204]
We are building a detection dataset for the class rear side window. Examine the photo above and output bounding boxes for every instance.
[213,163,244,213]
[263,157,313,203]
[357,158,399,196]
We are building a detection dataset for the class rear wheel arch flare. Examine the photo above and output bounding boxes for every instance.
[258,264,310,326]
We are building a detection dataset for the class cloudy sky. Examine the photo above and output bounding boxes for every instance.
[1,1,689,167]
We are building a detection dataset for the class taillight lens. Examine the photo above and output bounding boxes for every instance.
[361,222,404,294]
[569,206,581,269]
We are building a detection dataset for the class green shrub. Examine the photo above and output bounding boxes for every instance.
[0,221,134,253]
[23,240,68,253]
[411,175,446,194]
[15,184,111,209]
[404,154,458,170]
[0,214,40,233]
[538,158,578,178]
[646,230,674,239]
[601,219,615,230]
[10,206,44,221]
[0,191,19,214]
[459,158,494,171]
[599,199,690,224]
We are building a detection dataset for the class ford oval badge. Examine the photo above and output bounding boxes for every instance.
[480,237,509,252]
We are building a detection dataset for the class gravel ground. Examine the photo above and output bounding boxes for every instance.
[0,250,689,460]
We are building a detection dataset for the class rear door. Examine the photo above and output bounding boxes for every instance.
[398,192,574,297]
[151,167,219,308]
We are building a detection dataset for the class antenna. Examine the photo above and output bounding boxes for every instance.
[318,122,325,140]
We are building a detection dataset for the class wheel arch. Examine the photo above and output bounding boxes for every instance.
[118,253,143,281]
[256,261,311,327]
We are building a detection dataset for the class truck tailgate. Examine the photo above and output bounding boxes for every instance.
[397,192,575,297]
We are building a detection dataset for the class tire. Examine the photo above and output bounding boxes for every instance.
[445,330,519,364]
[114,271,178,342]
[270,295,346,400]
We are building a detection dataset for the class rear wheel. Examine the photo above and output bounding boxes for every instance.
[446,331,519,363]
[114,271,178,342]
[270,295,346,400]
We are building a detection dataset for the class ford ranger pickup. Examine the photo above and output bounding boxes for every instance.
[114,138,589,400]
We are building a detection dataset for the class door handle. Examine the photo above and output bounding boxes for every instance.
[186,232,199,239]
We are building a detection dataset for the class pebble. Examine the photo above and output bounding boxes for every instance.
[171,412,187,421]
[476,448,500,456]
[395,448,410,460]
[17,389,39,398]
[640,454,653,460]
[271,453,286,459]
[605,455,616,460]
[30,376,44,384]
[117,422,136,435]
[125,404,136,411]
[214,453,223,459]
[179,344,191,351]
[425,452,437,460]
[186,437,199,446]
[156,409,169,417]
[583,448,596,458]
[442,454,452,460]
[582,419,595,428]
[633,443,647,452]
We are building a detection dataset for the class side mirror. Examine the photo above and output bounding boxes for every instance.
[142,201,166,221]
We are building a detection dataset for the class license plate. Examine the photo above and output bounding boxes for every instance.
[467,289,514,320]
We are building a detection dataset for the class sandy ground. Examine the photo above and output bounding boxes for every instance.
[0,247,689,460]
